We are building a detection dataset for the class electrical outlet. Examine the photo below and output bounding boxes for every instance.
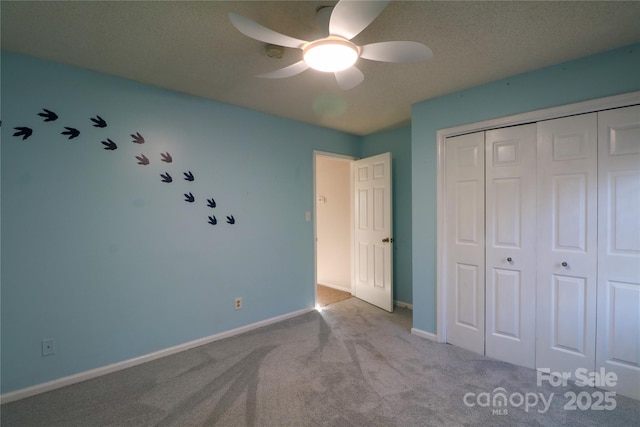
[42,338,55,356]
[234,297,242,310]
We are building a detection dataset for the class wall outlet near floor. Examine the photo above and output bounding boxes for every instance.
[42,338,55,356]
[234,297,242,310]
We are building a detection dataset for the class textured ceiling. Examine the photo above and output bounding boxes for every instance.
[2,1,639,135]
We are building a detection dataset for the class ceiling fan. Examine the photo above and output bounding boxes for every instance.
[229,0,433,90]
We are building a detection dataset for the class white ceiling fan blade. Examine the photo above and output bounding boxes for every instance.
[360,41,433,63]
[257,60,309,79]
[334,66,364,90]
[229,12,307,49]
[329,0,389,40]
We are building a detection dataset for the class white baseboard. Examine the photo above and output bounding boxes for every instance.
[317,282,352,293]
[0,307,314,404]
[411,327,439,342]
[394,300,413,310]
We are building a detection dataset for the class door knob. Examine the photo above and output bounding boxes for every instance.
[382,237,394,243]
[561,262,568,267]
[506,257,513,263]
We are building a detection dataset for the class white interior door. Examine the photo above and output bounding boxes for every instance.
[445,132,486,354]
[353,152,393,312]
[596,105,640,399]
[536,113,598,374]
[485,124,537,369]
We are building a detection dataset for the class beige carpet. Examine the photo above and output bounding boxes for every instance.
[4,298,639,426]
[316,284,352,307]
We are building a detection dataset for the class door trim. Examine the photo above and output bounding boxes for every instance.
[313,151,356,308]
[436,91,640,343]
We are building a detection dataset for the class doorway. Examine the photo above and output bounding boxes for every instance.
[314,152,354,307]
[313,150,395,312]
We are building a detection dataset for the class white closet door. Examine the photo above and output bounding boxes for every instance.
[536,113,598,374]
[445,131,485,354]
[596,105,640,399]
[485,124,537,368]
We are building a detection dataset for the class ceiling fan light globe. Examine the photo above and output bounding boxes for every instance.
[303,38,359,72]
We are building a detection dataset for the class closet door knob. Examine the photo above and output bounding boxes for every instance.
[506,257,513,262]
[561,262,568,267]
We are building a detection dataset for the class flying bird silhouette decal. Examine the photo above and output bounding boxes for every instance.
[61,127,80,139]
[136,154,150,165]
[131,132,145,144]
[160,152,173,163]
[8,105,239,230]
[13,127,33,140]
[102,138,117,150]
[91,115,107,128]
[38,108,58,122]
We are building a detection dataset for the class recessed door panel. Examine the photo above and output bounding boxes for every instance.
[374,244,386,289]
[373,186,385,231]
[553,174,587,252]
[552,133,587,161]
[609,171,640,253]
[605,281,640,366]
[493,140,520,166]
[552,275,587,354]
[357,189,368,230]
[373,161,385,179]
[492,269,521,339]
[493,178,521,248]
[457,145,480,168]
[456,263,479,328]
[456,181,480,245]
[357,165,368,181]
[608,122,640,156]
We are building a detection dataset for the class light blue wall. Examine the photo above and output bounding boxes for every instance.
[411,43,640,334]
[0,51,360,393]
[360,126,412,304]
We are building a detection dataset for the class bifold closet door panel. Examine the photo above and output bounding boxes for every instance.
[536,113,598,374]
[485,124,537,369]
[596,105,640,400]
[445,131,486,354]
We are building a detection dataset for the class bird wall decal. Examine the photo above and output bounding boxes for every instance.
[8,107,238,229]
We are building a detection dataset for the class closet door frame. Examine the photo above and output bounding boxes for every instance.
[436,91,640,343]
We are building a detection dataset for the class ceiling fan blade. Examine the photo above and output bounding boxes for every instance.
[334,66,364,90]
[257,60,310,79]
[229,12,307,49]
[360,41,433,63]
[329,0,389,40]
